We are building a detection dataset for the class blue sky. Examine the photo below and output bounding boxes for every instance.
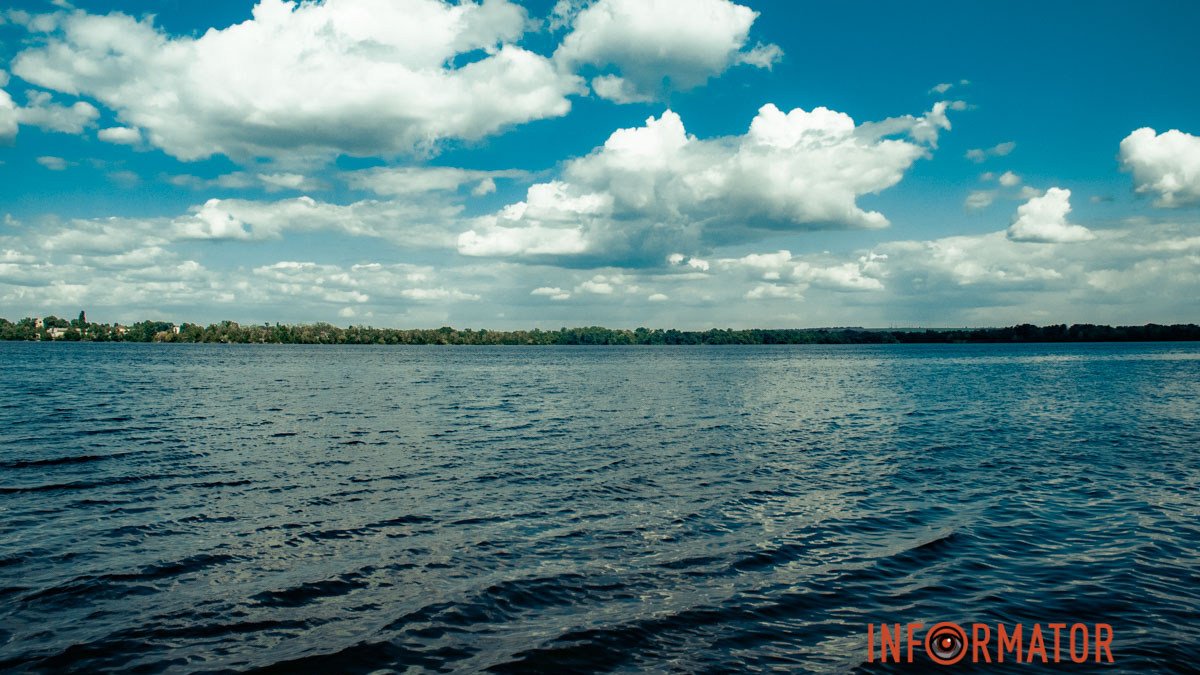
[1,0,1198,328]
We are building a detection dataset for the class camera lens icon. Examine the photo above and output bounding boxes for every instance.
[925,622,967,665]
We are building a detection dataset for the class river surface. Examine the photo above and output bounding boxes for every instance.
[1,342,1198,672]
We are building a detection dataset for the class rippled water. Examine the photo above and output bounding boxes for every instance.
[1,342,1198,673]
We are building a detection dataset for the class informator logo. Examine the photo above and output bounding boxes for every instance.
[866,622,1114,665]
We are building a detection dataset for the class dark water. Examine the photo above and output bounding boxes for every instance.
[1,342,1198,673]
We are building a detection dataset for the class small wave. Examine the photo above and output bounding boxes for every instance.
[0,473,170,495]
[252,573,370,608]
[0,453,111,469]
[245,639,475,674]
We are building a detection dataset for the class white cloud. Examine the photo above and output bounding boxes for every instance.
[1119,127,1200,207]
[717,249,884,296]
[1007,187,1094,243]
[795,260,884,291]
[173,196,459,246]
[344,166,526,196]
[998,170,1021,187]
[930,82,953,94]
[577,275,615,294]
[168,171,322,192]
[400,287,480,302]
[12,0,582,163]
[97,126,141,145]
[973,171,1044,207]
[459,102,950,263]
[0,88,16,142]
[965,141,1016,163]
[457,180,605,257]
[3,10,61,33]
[471,178,497,197]
[876,232,1065,290]
[14,90,98,134]
[736,42,783,69]
[30,194,462,256]
[3,216,1198,328]
[458,224,590,258]
[548,0,586,30]
[745,283,803,300]
[108,170,140,187]
[555,0,781,102]
[531,286,571,301]
[252,260,478,304]
[255,172,323,192]
[36,155,68,170]
[859,222,1200,326]
[628,221,1188,323]
[965,190,996,210]
[588,74,653,104]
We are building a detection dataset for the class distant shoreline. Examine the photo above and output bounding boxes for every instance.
[3,318,1198,345]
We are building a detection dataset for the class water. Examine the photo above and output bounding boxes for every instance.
[1,342,1198,673]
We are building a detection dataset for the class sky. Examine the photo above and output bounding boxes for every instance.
[0,0,1198,329]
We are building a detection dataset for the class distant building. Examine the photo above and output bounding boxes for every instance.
[34,317,44,329]
[172,325,181,335]
[47,327,68,339]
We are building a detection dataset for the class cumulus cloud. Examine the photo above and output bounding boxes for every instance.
[717,249,884,296]
[255,172,323,192]
[459,102,951,264]
[457,180,603,258]
[1007,187,1094,243]
[97,126,141,145]
[577,276,615,294]
[13,90,98,134]
[965,190,996,210]
[967,171,1030,208]
[548,0,586,30]
[965,141,1016,163]
[0,88,16,142]
[531,286,571,301]
[998,170,1021,187]
[1119,127,1200,207]
[929,79,968,95]
[554,0,781,102]
[36,155,68,170]
[11,0,582,163]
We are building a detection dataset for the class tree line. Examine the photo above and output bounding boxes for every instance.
[2,316,1199,344]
